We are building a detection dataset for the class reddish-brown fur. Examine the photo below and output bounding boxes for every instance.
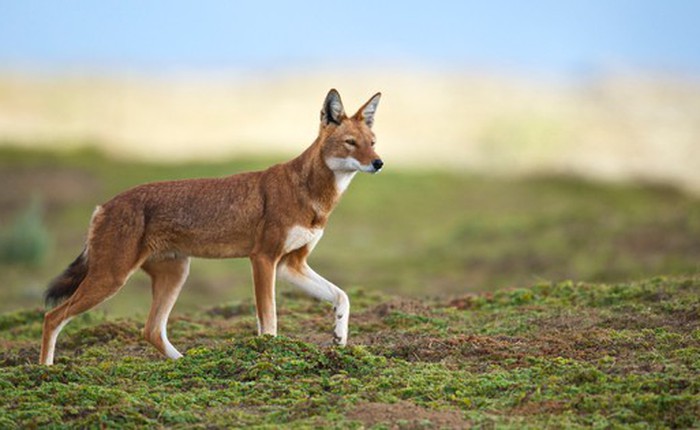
[40,89,382,365]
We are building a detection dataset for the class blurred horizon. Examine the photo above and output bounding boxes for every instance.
[1,1,699,194]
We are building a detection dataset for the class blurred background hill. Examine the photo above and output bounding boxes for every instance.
[1,71,699,192]
[1,1,699,314]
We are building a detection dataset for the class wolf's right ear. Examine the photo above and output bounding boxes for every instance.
[320,89,346,126]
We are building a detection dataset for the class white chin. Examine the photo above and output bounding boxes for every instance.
[325,156,360,172]
[326,156,379,174]
[358,164,379,173]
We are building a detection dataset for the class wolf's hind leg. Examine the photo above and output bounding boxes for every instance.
[40,268,136,365]
[141,257,190,359]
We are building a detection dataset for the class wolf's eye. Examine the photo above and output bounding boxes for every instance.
[344,138,357,147]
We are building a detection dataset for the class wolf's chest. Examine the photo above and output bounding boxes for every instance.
[283,226,324,253]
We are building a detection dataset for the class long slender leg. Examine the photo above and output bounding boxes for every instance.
[250,254,278,336]
[40,271,133,365]
[40,202,148,365]
[40,300,75,366]
[141,257,190,359]
[277,262,350,345]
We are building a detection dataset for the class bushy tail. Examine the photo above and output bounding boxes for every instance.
[44,249,88,308]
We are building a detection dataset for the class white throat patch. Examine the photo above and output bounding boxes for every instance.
[325,156,370,194]
[334,171,357,194]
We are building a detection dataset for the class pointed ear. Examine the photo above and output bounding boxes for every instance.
[320,89,346,126]
[354,92,381,128]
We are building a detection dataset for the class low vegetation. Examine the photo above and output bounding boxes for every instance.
[1,276,698,428]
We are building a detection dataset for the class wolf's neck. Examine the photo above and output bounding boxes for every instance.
[333,170,357,194]
[290,141,347,215]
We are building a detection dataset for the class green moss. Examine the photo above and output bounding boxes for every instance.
[0,309,44,331]
[2,276,697,428]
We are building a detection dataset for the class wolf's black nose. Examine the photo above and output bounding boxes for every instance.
[372,159,384,171]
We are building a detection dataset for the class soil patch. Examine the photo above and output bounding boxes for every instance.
[0,344,39,366]
[370,298,433,318]
[346,401,469,429]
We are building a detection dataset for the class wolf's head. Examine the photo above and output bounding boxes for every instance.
[319,89,383,175]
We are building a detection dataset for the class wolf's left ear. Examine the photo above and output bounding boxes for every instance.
[321,89,346,126]
[354,92,382,128]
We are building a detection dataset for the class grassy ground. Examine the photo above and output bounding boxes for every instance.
[0,148,699,428]
[1,276,698,428]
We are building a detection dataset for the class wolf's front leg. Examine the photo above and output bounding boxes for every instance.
[277,262,349,345]
[250,255,278,336]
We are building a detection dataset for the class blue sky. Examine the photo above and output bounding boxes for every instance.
[2,1,700,75]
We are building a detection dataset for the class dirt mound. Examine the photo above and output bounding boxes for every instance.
[63,321,140,349]
[0,344,38,366]
[346,401,469,429]
[370,299,433,318]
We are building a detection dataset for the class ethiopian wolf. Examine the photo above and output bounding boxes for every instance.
[40,89,383,365]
